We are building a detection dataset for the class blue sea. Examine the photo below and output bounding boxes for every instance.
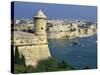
[48,34,97,69]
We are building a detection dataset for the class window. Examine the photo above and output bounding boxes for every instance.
[41,27,43,30]
[60,30,62,32]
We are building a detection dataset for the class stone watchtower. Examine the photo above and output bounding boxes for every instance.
[34,10,47,35]
[33,10,49,45]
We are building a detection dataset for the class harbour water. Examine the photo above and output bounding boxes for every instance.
[48,34,97,69]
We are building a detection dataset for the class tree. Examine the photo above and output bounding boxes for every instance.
[20,54,26,66]
[58,60,68,69]
[14,46,26,65]
[86,21,93,25]
[14,46,21,64]
[35,57,58,72]
[58,60,75,70]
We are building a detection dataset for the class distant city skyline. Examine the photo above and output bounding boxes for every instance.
[12,1,97,21]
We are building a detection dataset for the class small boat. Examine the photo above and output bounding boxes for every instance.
[72,41,79,46]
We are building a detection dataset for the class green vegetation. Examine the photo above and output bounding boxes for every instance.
[14,47,26,65]
[35,58,58,72]
[57,60,75,70]
[13,47,91,74]
[14,57,75,74]
[14,64,26,73]
[86,21,94,25]
[14,47,20,64]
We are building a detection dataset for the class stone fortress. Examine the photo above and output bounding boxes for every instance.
[12,10,51,66]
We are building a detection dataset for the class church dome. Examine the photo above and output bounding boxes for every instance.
[34,10,47,19]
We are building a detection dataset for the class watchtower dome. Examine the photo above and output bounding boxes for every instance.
[34,10,47,35]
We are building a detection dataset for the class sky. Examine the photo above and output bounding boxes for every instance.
[12,1,97,21]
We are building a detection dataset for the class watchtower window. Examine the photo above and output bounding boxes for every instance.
[60,30,62,32]
[41,27,43,30]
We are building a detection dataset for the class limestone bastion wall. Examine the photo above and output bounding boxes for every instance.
[12,31,51,66]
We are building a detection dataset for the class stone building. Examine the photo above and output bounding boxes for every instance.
[12,10,51,66]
